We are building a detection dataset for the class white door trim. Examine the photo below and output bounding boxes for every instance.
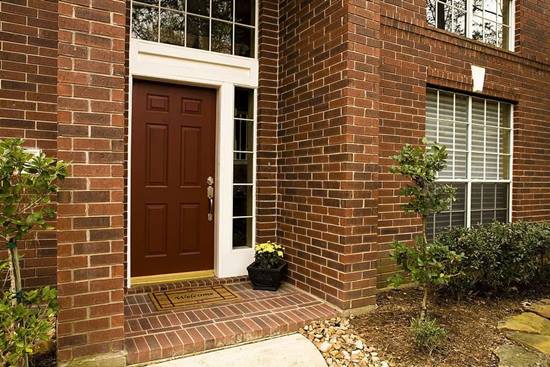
[127,40,259,286]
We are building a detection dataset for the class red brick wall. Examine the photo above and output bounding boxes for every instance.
[0,0,58,288]
[56,0,126,362]
[278,0,381,310]
[515,0,550,63]
[376,0,550,287]
[256,0,280,243]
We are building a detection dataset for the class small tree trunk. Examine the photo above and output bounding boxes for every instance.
[8,239,22,308]
[420,214,430,320]
[8,240,29,367]
[8,243,22,295]
[421,286,429,320]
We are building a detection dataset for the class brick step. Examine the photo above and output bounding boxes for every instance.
[124,283,338,365]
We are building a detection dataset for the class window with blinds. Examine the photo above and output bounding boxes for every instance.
[425,88,512,240]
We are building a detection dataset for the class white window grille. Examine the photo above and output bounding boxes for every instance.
[131,0,256,58]
[425,88,513,239]
[426,0,514,51]
[232,87,256,248]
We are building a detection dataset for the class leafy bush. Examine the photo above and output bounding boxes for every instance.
[0,138,67,295]
[0,264,58,367]
[437,221,550,295]
[0,138,66,366]
[410,316,446,355]
[392,238,462,289]
[254,242,284,269]
[389,139,460,319]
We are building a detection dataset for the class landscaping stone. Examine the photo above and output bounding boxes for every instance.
[499,313,550,335]
[301,317,390,367]
[525,301,550,319]
[495,344,549,367]
[508,332,550,356]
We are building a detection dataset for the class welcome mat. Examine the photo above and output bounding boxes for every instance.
[149,285,240,311]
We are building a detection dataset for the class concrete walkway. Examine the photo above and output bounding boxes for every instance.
[149,334,327,367]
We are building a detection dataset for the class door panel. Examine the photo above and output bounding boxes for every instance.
[146,124,168,186]
[132,80,216,277]
[180,127,201,186]
[180,204,200,254]
[145,204,167,256]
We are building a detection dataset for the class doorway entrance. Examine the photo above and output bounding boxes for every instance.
[131,80,216,280]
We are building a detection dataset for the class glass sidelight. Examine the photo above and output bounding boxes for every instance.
[232,88,255,248]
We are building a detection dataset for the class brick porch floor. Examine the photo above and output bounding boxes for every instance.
[124,279,338,365]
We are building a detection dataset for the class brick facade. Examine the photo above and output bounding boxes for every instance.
[0,0,58,288]
[376,0,550,286]
[0,0,549,364]
[278,0,380,310]
[256,0,280,243]
[56,0,126,363]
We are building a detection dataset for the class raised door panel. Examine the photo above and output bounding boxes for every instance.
[179,204,200,254]
[145,204,168,257]
[146,124,168,187]
[180,127,201,187]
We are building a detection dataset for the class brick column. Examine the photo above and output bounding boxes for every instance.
[256,0,280,242]
[278,0,381,312]
[56,0,127,365]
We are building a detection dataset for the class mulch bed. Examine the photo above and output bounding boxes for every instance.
[352,288,549,367]
[29,349,56,367]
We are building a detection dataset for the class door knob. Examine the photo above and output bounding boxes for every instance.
[207,176,214,222]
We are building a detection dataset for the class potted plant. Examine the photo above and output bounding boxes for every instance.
[247,242,287,291]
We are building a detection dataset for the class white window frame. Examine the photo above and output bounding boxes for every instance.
[428,0,515,51]
[232,87,257,249]
[127,0,259,285]
[426,88,514,235]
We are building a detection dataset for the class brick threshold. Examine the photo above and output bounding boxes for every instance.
[124,281,338,365]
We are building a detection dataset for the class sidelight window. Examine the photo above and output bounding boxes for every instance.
[426,0,514,50]
[131,0,256,58]
[232,88,256,248]
[425,88,513,239]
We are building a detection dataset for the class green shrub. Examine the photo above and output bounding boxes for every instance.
[0,138,66,366]
[0,264,58,367]
[437,221,550,295]
[389,139,460,319]
[410,316,446,355]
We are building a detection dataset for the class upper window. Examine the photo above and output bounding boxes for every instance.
[426,0,513,50]
[131,0,256,58]
[425,88,513,239]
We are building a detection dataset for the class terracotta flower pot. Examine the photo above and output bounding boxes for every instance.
[247,260,288,291]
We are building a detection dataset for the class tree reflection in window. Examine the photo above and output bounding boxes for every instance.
[426,0,512,50]
[131,0,256,58]
[132,4,158,41]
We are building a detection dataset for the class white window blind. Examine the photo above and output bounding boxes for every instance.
[425,88,513,239]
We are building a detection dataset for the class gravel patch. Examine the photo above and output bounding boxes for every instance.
[300,317,391,367]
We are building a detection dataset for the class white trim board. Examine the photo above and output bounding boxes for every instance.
[127,39,259,286]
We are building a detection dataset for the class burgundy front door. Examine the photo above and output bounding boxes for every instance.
[131,80,216,277]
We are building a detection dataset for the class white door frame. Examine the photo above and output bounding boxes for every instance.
[127,40,259,286]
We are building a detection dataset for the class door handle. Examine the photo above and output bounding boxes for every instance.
[207,176,214,222]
